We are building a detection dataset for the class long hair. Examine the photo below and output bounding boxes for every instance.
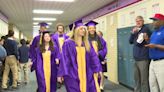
[40,33,54,53]
[71,26,90,52]
[88,31,103,51]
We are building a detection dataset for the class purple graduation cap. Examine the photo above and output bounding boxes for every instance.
[69,24,74,31]
[74,20,84,28]
[85,20,98,27]
[42,30,51,35]
[38,22,48,27]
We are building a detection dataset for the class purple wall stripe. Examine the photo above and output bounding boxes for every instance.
[82,0,142,22]
[0,11,8,23]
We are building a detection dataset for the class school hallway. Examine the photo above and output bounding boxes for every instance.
[0,72,132,92]
[1,0,163,92]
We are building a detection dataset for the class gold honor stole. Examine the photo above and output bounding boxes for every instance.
[58,37,64,52]
[92,41,101,92]
[76,47,87,92]
[42,51,51,92]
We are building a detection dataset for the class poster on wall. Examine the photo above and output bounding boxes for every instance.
[4,24,8,35]
[152,3,160,15]
[130,11,135,25]
[0,19,8,36]
[101,20,105,31]
[96,24,100,31]
[140,8,147,20]
[110,16,114,25]
[121,14,126,26]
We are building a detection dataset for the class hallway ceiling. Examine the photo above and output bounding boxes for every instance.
[0,0,114,38]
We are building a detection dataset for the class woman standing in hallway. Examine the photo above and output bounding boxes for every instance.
[29,22,48,71]
[58,20,102,92]
[86,21,107,92]
[32,31,60,92]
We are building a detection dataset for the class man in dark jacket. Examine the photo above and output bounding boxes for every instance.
[129,16,151,92]
[1,30,18,89]
[18,39,30,85]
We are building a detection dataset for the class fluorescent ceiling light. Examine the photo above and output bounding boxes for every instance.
[33,10,63,14]
[33,18,56,21]
[33,26,50,28]
[36,0,74,2]
[33,26,40,28]
[33,22,52,25]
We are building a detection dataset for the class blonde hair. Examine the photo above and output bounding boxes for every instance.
[71,26,90,52]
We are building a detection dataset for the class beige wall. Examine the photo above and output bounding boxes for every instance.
[106,13,118,83]
[93,0,164,83]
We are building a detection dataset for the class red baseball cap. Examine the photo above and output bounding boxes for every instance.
[150,13,164,21]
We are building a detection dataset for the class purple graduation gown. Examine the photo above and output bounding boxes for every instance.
[98,37,107,61]
[29,35,40,62]
[58,40,102,92]
[51,33,69,50]
[29,35,59,71]
[98,37,107,72]
[32,46,60,92]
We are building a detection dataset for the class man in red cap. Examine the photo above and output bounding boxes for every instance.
[145,13,164,92]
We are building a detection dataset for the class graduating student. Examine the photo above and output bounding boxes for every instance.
[66,23,74,38]
[69,23,74,31]
[32,31,60,92]
[29,22,48,65]
[51,23,69,88]
[51,23,69,52]
[97,31,108,75]
[86,20,107,92]
[58,20,102,92]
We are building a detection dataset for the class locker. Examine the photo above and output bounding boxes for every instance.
[117,24,153,88]
[117,27,135,88]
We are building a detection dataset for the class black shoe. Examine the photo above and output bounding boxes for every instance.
[17,82,21,86]
[57,82,62,89]
[1,88,8,91]
[24,82,28,85]
[12,86,18,90]
[101,89,104,92]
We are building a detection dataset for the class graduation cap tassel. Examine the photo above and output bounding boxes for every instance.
[39,33,43,45]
